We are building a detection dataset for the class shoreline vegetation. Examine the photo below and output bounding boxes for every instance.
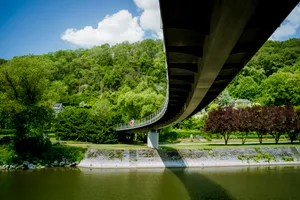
[0,39,300,170]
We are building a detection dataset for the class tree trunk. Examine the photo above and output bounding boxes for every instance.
[258,135,263,144]
[242,132,248,144]
[223,133,229,145]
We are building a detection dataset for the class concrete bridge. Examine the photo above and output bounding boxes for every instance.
[116,0,299,148]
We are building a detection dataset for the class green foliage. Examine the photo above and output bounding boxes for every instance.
[216,89,235,107]
[228,38,300,106]
[54,107,117,144]
[229,77,258,101]
[0,145,18,165]
[259,72,300,106]
[282,156,294,162]
[177,115,207,130]
[0,144,86,165]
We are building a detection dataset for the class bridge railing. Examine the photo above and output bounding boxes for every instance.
[115,21,168,131]
[115,89,169,131]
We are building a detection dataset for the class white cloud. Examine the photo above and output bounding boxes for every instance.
[270,4,300,40]
[61,10,144,47]
[134,0,162,39]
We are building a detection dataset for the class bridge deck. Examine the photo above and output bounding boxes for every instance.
[116,0,299,132]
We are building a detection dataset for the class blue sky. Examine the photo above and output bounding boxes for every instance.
[0,0,299,60]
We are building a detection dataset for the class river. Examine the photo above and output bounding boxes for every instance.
[1,165,300,200]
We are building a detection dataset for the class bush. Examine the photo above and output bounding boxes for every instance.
[0,129,16,135]
[54,107,117,144]
[39,145,86,164]
[13,136,52,157]
[0,145,18,165]
[177,115,207,130]
[0,144,86,165]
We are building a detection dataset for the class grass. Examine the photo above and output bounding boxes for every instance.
[57,139,300,150]
[160,142,300,150]
[66,143,147,149]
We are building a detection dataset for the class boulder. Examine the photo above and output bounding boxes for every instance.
[70,162,77,167]
[0,166,5,170]
[9,165,15,170]
[59,161,65,167]
[27,164,36,170]
[23,161,30,166]
[52,161,58,167]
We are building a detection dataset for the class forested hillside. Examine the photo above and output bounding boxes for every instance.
[0,38,300,145]
[227,38,300,106]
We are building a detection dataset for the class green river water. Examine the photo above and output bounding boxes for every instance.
[1,165,300,200]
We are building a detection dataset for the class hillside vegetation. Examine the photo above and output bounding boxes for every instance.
[0,38,300,147]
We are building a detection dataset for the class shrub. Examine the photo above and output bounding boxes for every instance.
[0,145,18,165]
[54,107,117,144]
[13,136,52,157]
[0,129,16,135]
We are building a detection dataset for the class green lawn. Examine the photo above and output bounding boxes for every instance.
[58,140,300,150]
[66,143,148,149]
[160,142,300,150]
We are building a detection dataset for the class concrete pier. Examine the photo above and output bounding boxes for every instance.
[147,131,159,149]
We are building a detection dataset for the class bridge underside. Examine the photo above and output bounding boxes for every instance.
[119,0,299,133]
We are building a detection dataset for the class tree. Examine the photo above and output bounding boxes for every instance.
[0,56,57,155]
[259,72,300,106]
[215,89,234,107]
[0,56,55,139]
[233,108,252,144]
[285,105,300,144]
[203,106,235,145]
[230,76,259,101]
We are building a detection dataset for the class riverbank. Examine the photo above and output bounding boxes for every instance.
[0,144,86,170]
[78,146,300,168]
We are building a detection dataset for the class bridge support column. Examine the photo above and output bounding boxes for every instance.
[147,131,159,149]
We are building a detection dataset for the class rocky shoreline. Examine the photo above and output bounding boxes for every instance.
[0,159,79,170]
[2,146,300,170]
[78,147,300,168]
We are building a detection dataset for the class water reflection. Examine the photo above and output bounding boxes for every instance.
[1,166,300,200]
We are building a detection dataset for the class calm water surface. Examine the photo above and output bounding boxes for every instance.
[1,166,300,200]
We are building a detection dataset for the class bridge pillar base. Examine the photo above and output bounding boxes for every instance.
[147,131,159,149]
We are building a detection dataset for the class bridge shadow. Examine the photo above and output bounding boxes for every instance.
[156,147,234,200]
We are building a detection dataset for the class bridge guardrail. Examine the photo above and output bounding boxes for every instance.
[115,88,169,131]
[115,22,168,131]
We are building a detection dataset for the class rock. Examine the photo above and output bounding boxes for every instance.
[52,161,58,167]
[27,164,36,170]
[5,165,10,170]
[70,162,77,167]
[23,161,30,166]
[9,165,15,170]
[65,165,70,167]
[59,161,65,167]
[40,166,45,169]
[45,164,49,168]
[0,165,5,170]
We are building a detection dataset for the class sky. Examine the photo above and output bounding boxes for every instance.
[0,0,299,60]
